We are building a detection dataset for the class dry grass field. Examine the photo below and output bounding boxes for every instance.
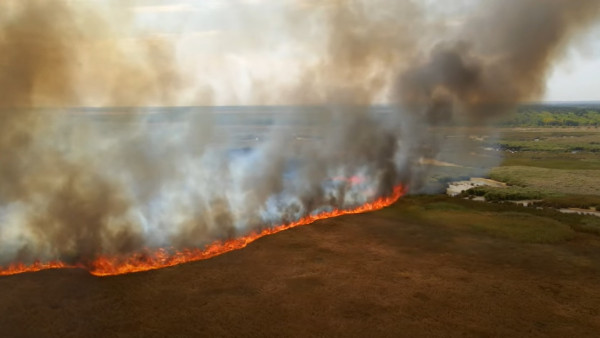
[1,197,600,337]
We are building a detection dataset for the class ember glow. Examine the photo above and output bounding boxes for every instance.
[0,185,405,277]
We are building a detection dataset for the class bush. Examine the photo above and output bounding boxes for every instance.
[462,186,543,201]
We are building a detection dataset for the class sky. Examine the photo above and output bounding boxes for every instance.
[544,41,600,102]
[130,0,600,103]
[5,0,599,105]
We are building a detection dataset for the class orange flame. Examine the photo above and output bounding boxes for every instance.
[0,185,405,277]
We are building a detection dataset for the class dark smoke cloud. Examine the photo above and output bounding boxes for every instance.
[398,0,600,120]
[392,0,600,187]
[0,0,598,266]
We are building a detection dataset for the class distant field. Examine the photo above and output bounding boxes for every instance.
[386,195,600,240]
[445,105,600,219]
[501,152,600,170]
[497,131,600,153]
[489,166,600,195]
[421,127,600,195]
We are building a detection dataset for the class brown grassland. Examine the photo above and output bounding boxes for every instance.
[1,195,600,337]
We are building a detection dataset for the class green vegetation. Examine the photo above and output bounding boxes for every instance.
[417,106,600,244]
[501,152,600,170]
[498,103,600,127]
[460,185,543,202]
[534,195,600,210]
[495,133,600,153]
[488,166,600,195]
[460,185,600,209]
[385,195,587,244]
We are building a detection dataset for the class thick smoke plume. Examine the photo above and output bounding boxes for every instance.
[0,0,598,265]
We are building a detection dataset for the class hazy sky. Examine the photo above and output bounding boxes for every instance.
[418,0,600,102]
[5,0,598,104]
[128,0,600,103]
[544,35,600,102]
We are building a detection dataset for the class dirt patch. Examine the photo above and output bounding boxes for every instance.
[447,177,506,196]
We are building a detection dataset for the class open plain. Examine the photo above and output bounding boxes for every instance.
[1,196,600,337]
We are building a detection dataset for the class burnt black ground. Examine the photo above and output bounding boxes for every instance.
[1,208,600,337]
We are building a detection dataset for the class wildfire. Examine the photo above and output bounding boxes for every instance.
[0,185,405,277]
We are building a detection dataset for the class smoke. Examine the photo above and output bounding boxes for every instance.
[0,0,598,265]
[393,0,600,188]
[0,0,185,262]
[398,0,600,118]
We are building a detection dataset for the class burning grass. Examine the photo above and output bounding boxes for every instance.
[0,185,406,277]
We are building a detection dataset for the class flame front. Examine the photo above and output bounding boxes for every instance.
[0,185,405,277]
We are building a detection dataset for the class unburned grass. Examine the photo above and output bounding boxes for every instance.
[496,131,600,153]
[489,166,600,195]
[383,195,600,244]
[462,186,543,202]
[501,152,600,170]
[435,211,573,244]
[536,194,600,210]
[461,186,600,210]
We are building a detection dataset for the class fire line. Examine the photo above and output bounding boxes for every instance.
[0,185,405,277]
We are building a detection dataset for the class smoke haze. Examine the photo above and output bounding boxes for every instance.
[0,0,598,266]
